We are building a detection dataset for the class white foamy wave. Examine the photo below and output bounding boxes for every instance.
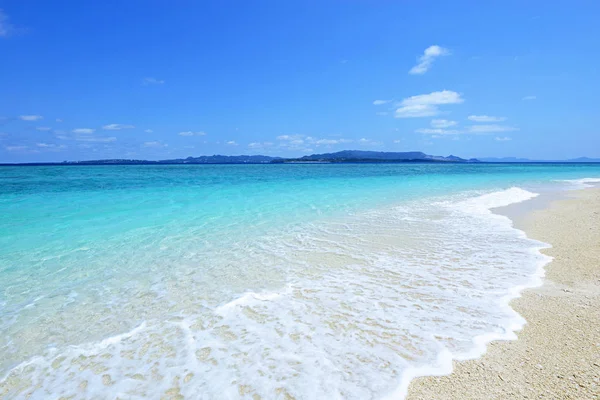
[453,186,539,211]
[556,177,600,189]
[0,187,551,400]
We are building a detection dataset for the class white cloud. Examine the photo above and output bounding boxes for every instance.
[56,118,63,123]
[144,129,153,133]
[395,90,463,118]
[5,145,27,151]
[357,138,383,146]
[0,9,13,38]
[19,115,43,121]
[36,143,67,150]
[277,134,305,141]
[248,142,274,149]
[373,100,390,105]
[467,125,517,133]
[103,123,135,130]
[416,123,517,136]
[226,140,238,146]
[178,131,206,136]
[409,45,449,75]
[522,95,537,101]
[495,136,512,141]
[144,141,167,148]
[430,119,457,128]
[315,139,340,145]
[143,77,165,85]
[72,128,95,134]
[467,115,506,122]
[416,128,462,135]
[395,104,439,118]
[36,127,52,131]
[77,136,117,143]
[402,90,463,106]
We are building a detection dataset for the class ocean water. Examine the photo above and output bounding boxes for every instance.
[1,163,600,399]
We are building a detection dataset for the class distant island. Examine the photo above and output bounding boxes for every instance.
[273,150,479,163]
[2,151,600,166]
[1,151,480,166]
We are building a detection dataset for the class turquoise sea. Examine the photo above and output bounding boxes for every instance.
[1,163,600,399]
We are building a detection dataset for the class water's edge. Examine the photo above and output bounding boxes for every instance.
[396,183,600,399]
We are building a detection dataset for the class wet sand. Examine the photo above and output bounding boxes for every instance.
[407,188,600,399]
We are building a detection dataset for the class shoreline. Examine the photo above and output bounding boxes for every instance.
[407,187,600,399]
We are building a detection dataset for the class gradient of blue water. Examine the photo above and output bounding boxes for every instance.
[1,163,600,398]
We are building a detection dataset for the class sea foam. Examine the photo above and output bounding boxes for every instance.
[558,177,600,189]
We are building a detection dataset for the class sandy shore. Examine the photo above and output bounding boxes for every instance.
[407,188,600,399]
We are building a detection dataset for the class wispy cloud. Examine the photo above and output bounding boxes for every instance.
[315,139,353,145]
[36,127,52,131]
[467,125,517,133]
[417,124,517,136]
[72,128,95,134]
[143,77,165,85]
[248,142,273,149]
[373,100,391,105]
[467,115,506,122]
[276,134,356,151]
[395,90,463,118]
[103,124,135,130]
[226,140,238,146]
[19,115,43,121]
[178,131,206,136]
[143,141,167,148]
[0,9,14,38]
[5,145,27,151]
[276,134,312,152]
[277,134,305,141]
[495,136,512,141]
[522,95,537,101]
[409,45,449,75]
[403,91,463,106]
[36,143,67,150]
[430,119,457,128]
[76,136,116,143]
[144,129,153,133]
[416,128,462,135]
[56,118,63,123]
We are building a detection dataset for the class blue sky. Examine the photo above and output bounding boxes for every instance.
[1,1,599,162]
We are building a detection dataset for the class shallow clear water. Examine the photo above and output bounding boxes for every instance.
[1,163,599,399]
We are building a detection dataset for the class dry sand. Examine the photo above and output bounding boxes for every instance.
[407,188,600,399]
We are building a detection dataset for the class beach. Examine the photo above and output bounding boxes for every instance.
[408,187,600,399]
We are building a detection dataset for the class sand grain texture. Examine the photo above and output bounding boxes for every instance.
[408,188,600,399]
